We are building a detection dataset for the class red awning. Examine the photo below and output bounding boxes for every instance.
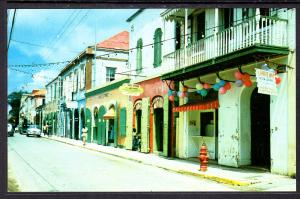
[173,100,219,112]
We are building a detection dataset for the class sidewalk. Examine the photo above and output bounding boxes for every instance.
[43,135,296,191]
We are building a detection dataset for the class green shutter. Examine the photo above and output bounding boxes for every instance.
[114,102,118,147]
[85,108,92,143]
[153,28,162,68]
[98,106,106,145]
[125,101,133,150]
[120,108,127,137]
[136,38,143,74]
[163,95,169,157]
[141,97,150,153]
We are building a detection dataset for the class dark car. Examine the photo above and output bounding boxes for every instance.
[26,124,42,137]
[8,124,14,137]
[20,124,29,135]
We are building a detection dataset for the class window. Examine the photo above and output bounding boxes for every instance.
[75,70,78,92]
[196,12,205,40]
[136,38,143,74]
[224,8,234,29]
[106,67,116,82]
[54,83,57,99]
[200,111,214,137]
[80,66,85,90]
[153,28,162,68]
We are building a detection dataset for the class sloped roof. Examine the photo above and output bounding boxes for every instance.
[97,31,129,50]
[32,89,46,97]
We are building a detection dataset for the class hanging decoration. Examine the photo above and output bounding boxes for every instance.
[164,61,287,102]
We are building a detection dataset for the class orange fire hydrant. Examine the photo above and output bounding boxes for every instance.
[198,143,209,171]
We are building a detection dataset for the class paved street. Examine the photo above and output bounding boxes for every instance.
[8,133,238,192]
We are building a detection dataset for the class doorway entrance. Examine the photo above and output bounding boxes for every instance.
[93,107,98,143]
[154,108,163,152]
[74,109,79,140]
[250,88,270,169]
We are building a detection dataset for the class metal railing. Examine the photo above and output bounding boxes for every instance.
[163,15,288,70]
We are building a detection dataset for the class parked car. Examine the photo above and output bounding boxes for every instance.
[26,124,42,137]
[8,123,14,137]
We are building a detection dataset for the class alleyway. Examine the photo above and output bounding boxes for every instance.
[8,134,237,192]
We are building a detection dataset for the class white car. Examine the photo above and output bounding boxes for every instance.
[26,125,42,137]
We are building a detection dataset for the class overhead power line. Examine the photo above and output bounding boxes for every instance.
[7,9,17,51]
[10,39,81,54]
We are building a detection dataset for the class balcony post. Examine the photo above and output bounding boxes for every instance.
[184,8,188,67]
[255,8,261,44]
[215,8,219,57]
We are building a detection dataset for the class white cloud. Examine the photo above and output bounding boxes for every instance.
[26,68,58,90]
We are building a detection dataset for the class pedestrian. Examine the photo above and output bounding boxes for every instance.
[82,126,88,146]
[45,123,49,137]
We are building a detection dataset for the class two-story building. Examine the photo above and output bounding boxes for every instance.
[58,47,94,140]
[124,9,176,156]
[160,8,295,176]
[85,31,130,148]
[44,76,61,135]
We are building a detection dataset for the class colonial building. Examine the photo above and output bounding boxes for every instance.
[44,76,61,135]
[125,9,175,156]
[58,47,94,140]
[160,8,296,176]
[85,31,130,148]
[19,89,46,127]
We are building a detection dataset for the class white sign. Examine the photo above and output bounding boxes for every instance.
[66,101,78,109]
[255,68,277,96]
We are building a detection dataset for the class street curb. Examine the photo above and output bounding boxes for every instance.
[43,136,251,187]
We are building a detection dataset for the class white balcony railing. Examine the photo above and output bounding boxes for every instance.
[163,15,288,70]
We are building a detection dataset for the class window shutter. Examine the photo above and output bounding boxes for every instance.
[153,28,162,68]
[141,97,150,153]
[120,108,126,137]
[136,38,143,74]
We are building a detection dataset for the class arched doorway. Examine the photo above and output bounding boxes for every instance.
[133,100,142,151]
[93,107,99,143]
[80,108,85,138]
[104,105,116,146]
[85,108,92,143]
[98,106,106,145]
[74,109,79,140]
[250,87,270,169]
[152,96,164,153]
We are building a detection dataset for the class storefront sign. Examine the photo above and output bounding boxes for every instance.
[255,69,277,96]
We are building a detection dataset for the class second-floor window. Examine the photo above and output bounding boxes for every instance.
[153,28,162,68]
[136,38,143,74]
[106,67,116,82]
[80,65,85,90]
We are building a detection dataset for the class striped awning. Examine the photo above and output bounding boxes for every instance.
[173,100,219,112]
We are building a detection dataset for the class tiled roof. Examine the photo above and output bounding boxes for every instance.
[32,89,46,97]
[97,31,129,50]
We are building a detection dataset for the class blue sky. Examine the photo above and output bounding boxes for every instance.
[7,9,138,95]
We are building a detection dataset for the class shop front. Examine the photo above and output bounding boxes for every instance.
[85,78,130,148]
[130,76,169,156]
[161,49,295,176]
